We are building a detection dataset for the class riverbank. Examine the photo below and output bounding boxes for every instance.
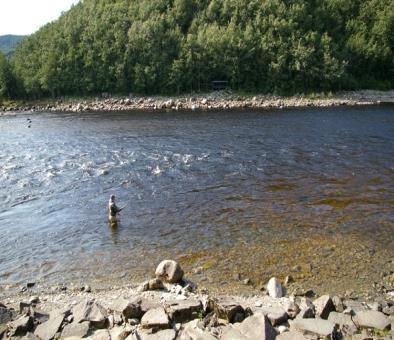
[1,260,393,339]
[1,90,394,114]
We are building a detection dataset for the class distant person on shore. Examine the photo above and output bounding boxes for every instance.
[108,194,124,224]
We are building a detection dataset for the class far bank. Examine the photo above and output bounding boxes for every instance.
[1,90,394,114]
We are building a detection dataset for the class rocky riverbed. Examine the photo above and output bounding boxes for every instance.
[1,260,393,340]
[1,90,394,114]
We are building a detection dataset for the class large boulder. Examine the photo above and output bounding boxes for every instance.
[61,321,90,338]
[313,295,335,319]
[140,307,169,330]
[221,313,276,340]
[267,277,283,298]
[34,309,69,340]
[328,311,358,335]
[165,299,202,323]
[291,318,337,338]
[155,260,184,283]
[109,297,143,320]
[9,316,34,337]
[353,310,390,330]
[72,300,107,328]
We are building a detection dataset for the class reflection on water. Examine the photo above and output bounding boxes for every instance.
[0,106,393,296]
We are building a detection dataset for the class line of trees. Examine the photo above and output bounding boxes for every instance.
[1,0,393,101]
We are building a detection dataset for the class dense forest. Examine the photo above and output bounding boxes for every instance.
[0,35,26,58]
[0,0,393,101]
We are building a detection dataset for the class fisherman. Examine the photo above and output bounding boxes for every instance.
[108,194,123,223]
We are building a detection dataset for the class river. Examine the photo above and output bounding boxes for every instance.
[0,106,393,296]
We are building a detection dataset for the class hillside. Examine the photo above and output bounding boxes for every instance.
[0,35,26,58]
[6,0,394,98]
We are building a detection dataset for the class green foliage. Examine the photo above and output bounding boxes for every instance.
[0,52,18,101]
[0,35,26,58]
[9,0,394,98]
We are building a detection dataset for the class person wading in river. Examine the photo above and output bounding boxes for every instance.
[108,194,124,224]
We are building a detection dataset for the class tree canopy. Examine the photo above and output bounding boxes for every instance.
[6,0,394,99]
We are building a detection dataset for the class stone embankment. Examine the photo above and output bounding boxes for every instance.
[1,90,393,114]
[1,260,393,339]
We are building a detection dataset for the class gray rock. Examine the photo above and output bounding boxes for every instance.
[331,296,344,313]
[10,316,34,337]
[179,319,217,340]
[61,321,90,338]
[109,298,142,319]
[296,306,315,319]
[221,313,276,340]
[257,307,288,326]
[33,310,50,323]
[34,309,68,340]
[165,299,202,323]
[276,330,307,340]
[291,318,336,338]
[313,295,335,319]
[328,311,357,335]
[89,329,111,340]
[0,324,7,339]
[382,305,394,316]
[353,310,390,330]
[342,299,367,312]
[0,305,16,324]
[148,278,165,290]
[285,301,300,319]
[140,298,161,314]
[284,275,294,286]
[155,260,184,284]
[267,277,283,298]
[20,332,40,340]
[135,329,176,340]
[29,296,40,304]
[109,324,133,340]
[211,297,244,323]
[140,307,169,330]
[73,300,107,328]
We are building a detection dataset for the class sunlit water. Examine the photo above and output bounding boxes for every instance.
[0,107,393,296]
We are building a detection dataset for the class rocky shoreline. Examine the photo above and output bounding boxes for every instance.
[1,260,393,340]
[1,90,394,114]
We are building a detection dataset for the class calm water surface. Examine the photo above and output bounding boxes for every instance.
[0,107,393,295]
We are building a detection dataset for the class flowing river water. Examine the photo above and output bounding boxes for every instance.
[0,106,393,297]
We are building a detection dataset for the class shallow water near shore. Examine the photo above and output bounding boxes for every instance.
[0,106,393,297]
